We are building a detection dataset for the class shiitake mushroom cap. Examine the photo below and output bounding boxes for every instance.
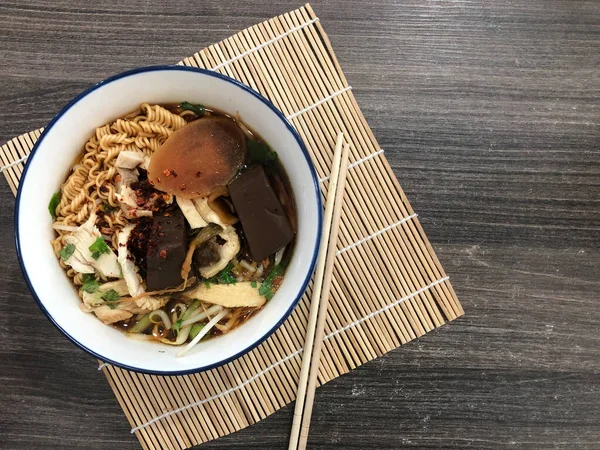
[148,117,246,198]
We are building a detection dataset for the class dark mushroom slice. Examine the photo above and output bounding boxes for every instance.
[193,239,222,268]
[148,116,246,198]
[146,208,188,290]
[228,165,294,262]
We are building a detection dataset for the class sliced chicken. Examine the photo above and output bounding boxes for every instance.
[81,279,130,310]
[189,197,241,278]
[94,305,133,324]
[63,212,120,278]
[116,224,164,313]
[199,226,240,278]
[193,197,222,226]
[117,225,142,293]
[116,150,145,169]
[116,167,139,187]
[177,196,208,229]
[114,168,154,219]
[141,155,151,171]
[114,185,138,209]
[135,295,167,312]
[64,250,95,274]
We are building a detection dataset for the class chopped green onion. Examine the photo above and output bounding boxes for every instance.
[180,300,201,322]
[48,192,60,219]
[59,244,75,261]
[189,323,206,340]
[208,263,237,285]
[250,281,257,288]
[128,314,153,333]
[173,319,183,334]
[259,264,284,300]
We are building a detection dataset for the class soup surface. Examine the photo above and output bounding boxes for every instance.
[50,102,296,356]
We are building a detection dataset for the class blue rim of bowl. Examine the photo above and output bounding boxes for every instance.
[14,65,323,375]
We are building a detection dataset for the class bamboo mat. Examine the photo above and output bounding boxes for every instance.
[1,4,463,449]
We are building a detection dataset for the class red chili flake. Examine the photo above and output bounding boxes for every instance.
[163,169,172,177]
[179,183,187,191]
[130,209,138,218]
[149,180,154,186]
[159,249,167,259]
[136,197,145,206]
[171,170,178,178]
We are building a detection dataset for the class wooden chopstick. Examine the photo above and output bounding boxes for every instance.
[288,133,350,450]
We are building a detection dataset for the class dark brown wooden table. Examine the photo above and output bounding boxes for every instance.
[1,1,598,448]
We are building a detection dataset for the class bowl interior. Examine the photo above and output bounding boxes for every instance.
[16,67,321,374]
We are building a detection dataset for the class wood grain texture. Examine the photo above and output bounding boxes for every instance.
[0,1,598,449]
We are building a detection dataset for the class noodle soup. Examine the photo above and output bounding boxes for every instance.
[50,102,296,357]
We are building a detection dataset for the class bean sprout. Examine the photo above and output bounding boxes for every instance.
[177,309,229,357]
[170,303,188,323]
[181,304,223,327]
[149,309,172,330]
[254,265,264,281]
[274,246,286,266]
[160,325,191,346]
[239,259,256,273]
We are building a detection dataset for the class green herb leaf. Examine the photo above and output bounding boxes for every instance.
[250,281,257,288]
[82,277,100,293]
[189,323,206,341]
[101,289,120,302]
[181,101,206,116]
[207,263,237,285]
[217,263,237,284]
[59,243,76,261]
[89,237,111,260]
[101,288,120,309]
[48,192,60,219]
[82,273,95,282]
[247,140,278,164]
[204,280,211,288]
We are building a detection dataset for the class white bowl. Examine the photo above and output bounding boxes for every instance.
[15,66,322,374]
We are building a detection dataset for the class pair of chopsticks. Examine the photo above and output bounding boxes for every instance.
[288,133,350,450]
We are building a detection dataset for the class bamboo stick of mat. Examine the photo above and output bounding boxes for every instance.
[288,132,344,449]
[290,138,351,450]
